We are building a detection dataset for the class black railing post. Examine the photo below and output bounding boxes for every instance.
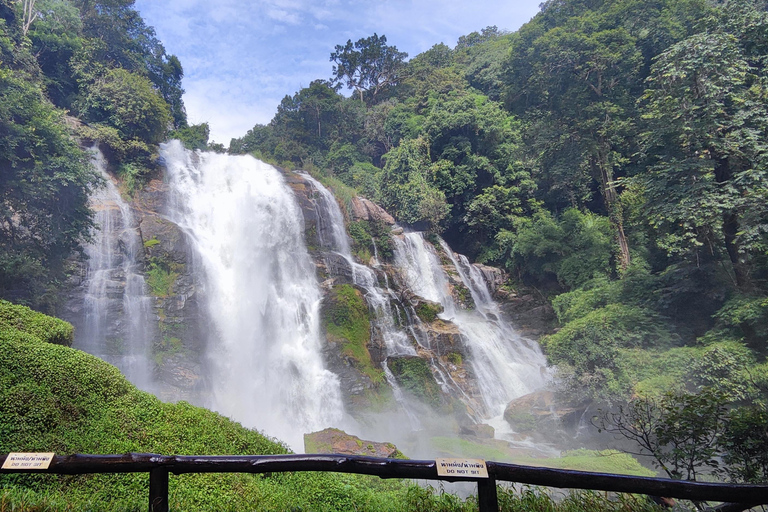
[149,468,169,512]
[477,478,498,512]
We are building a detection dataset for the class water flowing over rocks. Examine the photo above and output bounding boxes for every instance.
[67,144,561,453]
[134,180,207,400]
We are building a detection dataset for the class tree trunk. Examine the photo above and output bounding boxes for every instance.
[22,0,38,36]
[715,159,750,291]
[596,148,630,270]
[723,211,750,290]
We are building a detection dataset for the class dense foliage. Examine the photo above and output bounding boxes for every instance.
[230,0,768,477]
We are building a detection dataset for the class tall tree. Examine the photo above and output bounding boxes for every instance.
[639,32,768,290]
[0,68,100,308]
[505,19,643,270]
[330,33,407,104]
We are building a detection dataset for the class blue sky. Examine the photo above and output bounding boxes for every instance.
[133,0,544,144]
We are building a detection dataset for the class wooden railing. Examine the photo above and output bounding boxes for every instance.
[3,453,768,512]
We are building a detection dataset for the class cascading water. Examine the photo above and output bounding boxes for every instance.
[76,146,155,392]
[161,141,344,450]
[394,232,549,419]
[300,173,415,357]
[299,174,425,429]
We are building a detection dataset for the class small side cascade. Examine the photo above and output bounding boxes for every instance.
[75,146,155,392]
[300,173,415,357]
[394,232,549,419]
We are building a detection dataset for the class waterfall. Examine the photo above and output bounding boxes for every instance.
[300,173,415,357]
[298,173,547,429]
[161,141,344,449]
[394,232,548,419]
[76,146,155,392]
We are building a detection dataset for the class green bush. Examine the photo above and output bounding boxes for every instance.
[145,258,179,298]
[0,300,73,346]
[415,301,443,323]
[349,220,374,261]
[543,304,678,374]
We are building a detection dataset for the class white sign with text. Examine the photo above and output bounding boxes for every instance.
[435,458,488,478]
[2,453,55,470]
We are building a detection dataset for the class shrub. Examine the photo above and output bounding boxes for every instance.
[0,300,73,346]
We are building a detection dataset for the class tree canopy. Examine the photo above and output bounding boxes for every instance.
[330,33,407,104]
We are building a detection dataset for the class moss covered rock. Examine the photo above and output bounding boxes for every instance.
[414,299,443,323]
[386,356,443,409]
[304,428,405,458]
[322,285,378,380]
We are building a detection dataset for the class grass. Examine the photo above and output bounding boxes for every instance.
[387,356,443,409]
[0,300,667,511]
[145,258,180,298]
[431,437,655,477]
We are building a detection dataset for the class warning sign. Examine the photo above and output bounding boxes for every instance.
[2,453,55,470]
[435,458,488,478]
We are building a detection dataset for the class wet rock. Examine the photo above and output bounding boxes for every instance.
[459,423,495,439]
[304,428,404,458]
[498,294,557,337]
[321,326,381,412]
[473,264,505,297]
[411,319,463,358]
[320,252,356,284]
[504,391,585,438]
[399,290,444,323]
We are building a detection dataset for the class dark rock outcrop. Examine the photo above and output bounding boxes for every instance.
[134,179,207,400]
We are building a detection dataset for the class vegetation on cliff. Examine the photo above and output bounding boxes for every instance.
[387,356,444,409]
[0,0,221,309]
[322,284,382,385]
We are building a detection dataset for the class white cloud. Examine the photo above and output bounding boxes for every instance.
[134,0,543,143]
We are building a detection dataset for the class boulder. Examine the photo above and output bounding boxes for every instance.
[350,196,395,225]
[473,263,505,297]
[411,319,463,357]
[504,391,584,438]
[459,423,495,439]
[304,428,404,458]
[498,294,557,337]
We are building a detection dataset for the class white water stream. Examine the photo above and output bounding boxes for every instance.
[300,173,415,357]
[76,147,155,392]
[394,232,549,419]
[161,141,344,449]
[300,173,548,431]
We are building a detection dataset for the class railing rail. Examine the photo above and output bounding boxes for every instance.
[3,453,768,512]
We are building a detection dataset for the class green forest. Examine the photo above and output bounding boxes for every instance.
[1,0,768,509]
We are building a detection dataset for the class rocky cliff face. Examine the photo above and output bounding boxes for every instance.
[133,178,207,401]
[283,170,548,428]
